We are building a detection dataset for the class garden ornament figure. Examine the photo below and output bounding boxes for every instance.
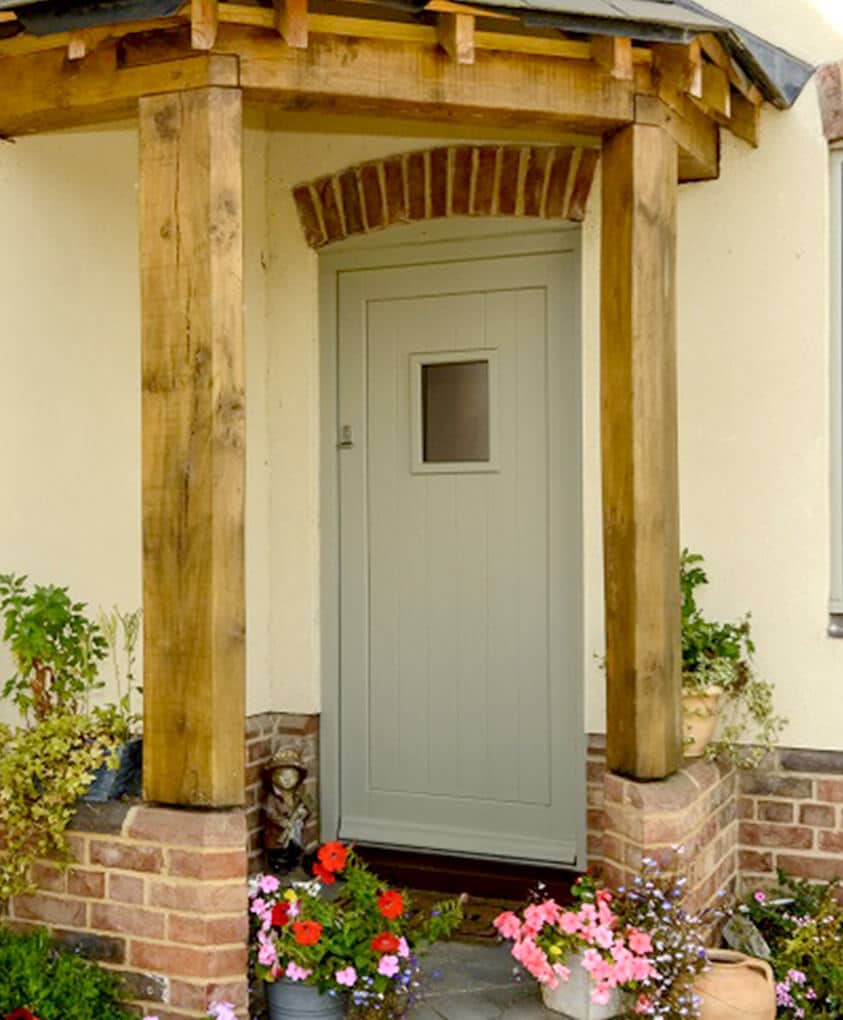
[263,746,315,873]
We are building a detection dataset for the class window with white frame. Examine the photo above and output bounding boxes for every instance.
[830,148,843,634]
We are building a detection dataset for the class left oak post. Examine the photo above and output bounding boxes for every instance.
[139,87,246,807]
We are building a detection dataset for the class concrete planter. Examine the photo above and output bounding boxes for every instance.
[266,980,347,1019]
[540,955,625,1020]
[682,685,723,758]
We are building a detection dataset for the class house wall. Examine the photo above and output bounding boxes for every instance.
[1,0,843,756]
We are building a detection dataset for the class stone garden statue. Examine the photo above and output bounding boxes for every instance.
[262,746,316,873]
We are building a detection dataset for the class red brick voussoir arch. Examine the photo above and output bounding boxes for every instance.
[292,144,600,249]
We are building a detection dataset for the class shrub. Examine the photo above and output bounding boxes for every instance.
[0,927,132,1020]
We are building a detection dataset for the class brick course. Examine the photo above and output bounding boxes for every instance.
[292,144,600,248]
[5,804,249,1020]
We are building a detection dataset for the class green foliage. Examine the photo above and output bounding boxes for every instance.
[0,574,107,722]
[0,927,132,1020]
[0,709,125,902]
[680,550,785,767]
[740,875,843,1018]
[98,607,143,729]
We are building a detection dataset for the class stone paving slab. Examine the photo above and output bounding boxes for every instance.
[412,941,559,1020]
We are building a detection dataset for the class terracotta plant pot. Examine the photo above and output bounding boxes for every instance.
[540,954,625,1019]
[266,980,346,1019]
[682,685,722,758]
[696,950,776,1020]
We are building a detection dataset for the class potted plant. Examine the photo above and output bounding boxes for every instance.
[0,574,140,901]
[250,841,463,1019]
[680,551,785,766]
[494,855,719,1019]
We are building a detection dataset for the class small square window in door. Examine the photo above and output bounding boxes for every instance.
[422,360,490,463]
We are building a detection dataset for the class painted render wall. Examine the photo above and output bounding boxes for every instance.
[1,0,843,748]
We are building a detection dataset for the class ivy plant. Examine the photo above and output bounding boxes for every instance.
[680,549,785,767]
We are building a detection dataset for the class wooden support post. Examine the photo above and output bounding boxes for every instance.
[139,87,246,807]
[600,123,682,781]
[592,35,633,81]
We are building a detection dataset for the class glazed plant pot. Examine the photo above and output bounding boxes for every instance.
[82,737,143,802]
[540,955,625,1020]
[695,949,776,1020]
[266,980,347,1020]
[682,685,722,758]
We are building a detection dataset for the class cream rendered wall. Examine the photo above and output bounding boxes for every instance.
[0,118,273,722]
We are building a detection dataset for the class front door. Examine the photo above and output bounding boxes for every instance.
[337,238,584,865]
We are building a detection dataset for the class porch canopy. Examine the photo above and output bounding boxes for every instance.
[0,0,811,804]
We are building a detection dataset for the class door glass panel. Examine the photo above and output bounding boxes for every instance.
[422,360,490,463]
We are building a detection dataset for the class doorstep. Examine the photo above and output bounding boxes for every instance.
[412,942,557,1019]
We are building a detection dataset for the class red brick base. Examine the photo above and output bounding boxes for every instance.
[6,804,249,1020]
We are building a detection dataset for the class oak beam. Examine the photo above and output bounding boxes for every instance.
[592,35,633,81]
[226,26,635,134]
[600,123,682,781]
[140,87,246,807]
[0,45,237,136]
[635,93,719,182]
[437,11,475,64]
[191,0,219,49]
[273,0,308,49]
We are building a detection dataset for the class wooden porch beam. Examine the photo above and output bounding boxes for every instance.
[600,123,683,781]
[273,0,309,50]
[635,93,719,182]
[140,86,246,807]
[437,11,475,64]
[0,45,237,136]
[191,0,219,50]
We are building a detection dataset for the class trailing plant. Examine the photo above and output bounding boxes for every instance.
[0,574,107,722]
[680,550,785,767]
[250,842,463,1018]
[0,927,132,1020]
[735,875,843,1018]
[0,709,125,901]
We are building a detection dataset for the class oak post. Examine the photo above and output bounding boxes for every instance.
[600,123,682,780]
[139,87,246,806]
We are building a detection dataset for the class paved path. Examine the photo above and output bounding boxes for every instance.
[411,942,558,1020]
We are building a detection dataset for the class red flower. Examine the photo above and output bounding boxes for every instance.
[270,901,290,927]
[371,931,400,953]
[317,840,349,873]
[293,920,323,946]
[377,890,404,919]
[6,1011,39,1020]
[313,860,337,885]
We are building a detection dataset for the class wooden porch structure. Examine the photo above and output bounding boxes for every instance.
[0,0,780,803]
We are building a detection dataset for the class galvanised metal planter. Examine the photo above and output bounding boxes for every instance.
[266,980,347,1020]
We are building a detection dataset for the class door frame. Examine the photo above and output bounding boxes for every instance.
[319,221,585,865]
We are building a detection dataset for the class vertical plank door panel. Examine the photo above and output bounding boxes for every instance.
[139,87,246,807]
[601,123,682,781]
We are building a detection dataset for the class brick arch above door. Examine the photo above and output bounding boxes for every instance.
[292,144,600,249]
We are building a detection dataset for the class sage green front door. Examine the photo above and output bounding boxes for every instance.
[337,240,584,864]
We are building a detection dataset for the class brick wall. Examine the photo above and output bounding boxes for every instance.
[245,712,320,872]
[587,738,740,913]
[5,803,249,1020]
[738,747,843,889]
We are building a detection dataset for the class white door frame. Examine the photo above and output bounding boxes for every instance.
[319,221,585,864]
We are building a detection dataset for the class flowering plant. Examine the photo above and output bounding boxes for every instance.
[144,1002,235,1020]
[494,855,719,1019]
[737,875,843,1018]
[249,842,463,1018]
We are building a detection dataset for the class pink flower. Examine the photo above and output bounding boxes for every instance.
[397,936,410,959]
[558,911,580,934]
[524,900,561,933]
[208,1004,237,1020]
[581,949,603,973]
[286,962,312,982]
[493,911,522,940]
[628,930,653,956]
[754,890,766,904]
[378,954,400,977]
[336,966,358,987]
[553,964,571,983]
[288,899,300,918]
[258,874,281,895]
[250,897,268,916]
[258,941,277,967]
[594,925,615,950]
[592,985,612,1006]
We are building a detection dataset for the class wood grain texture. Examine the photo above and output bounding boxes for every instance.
[437,11,475,64]
[273,0,308,49]
[600,123,682,782]
[139,87,246,807]
[191,0,219,49]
